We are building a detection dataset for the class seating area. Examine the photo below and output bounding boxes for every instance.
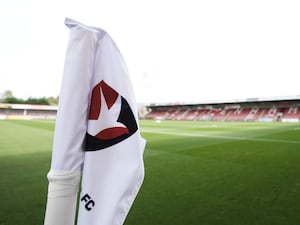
[280,106,300,122]
[145,100,300,122]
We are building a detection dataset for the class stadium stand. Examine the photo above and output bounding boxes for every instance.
[2,97,300,123]
[280,106,300,122]
[0,103,57,120]
[145,97,300,122]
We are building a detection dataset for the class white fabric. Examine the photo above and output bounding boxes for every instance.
[47,170,81,198]
[50,18,98,172]
[78,133,145,225]
[44,18,145,225]
[44,170,81,225]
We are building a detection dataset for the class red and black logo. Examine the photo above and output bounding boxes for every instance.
[85,80,138,151]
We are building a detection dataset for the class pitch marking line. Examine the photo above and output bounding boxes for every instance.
[142,129,300,144]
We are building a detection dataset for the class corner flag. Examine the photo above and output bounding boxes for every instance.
[44,18,145,225]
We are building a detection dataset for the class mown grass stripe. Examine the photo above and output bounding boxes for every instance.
[142,129,300,144]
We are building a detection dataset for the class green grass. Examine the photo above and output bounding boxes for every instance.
[0,120,300,225]
[0,120,53,225]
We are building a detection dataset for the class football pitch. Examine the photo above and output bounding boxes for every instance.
[0,119,300,225]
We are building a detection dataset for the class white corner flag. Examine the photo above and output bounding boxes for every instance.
[44,18,145,225]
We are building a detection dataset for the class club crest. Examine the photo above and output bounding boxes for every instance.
[85,80,138,151]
